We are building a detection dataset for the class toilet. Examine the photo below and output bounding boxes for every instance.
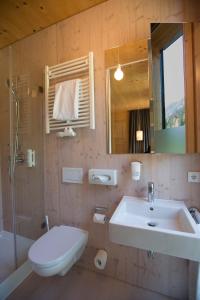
[28,225,88,277]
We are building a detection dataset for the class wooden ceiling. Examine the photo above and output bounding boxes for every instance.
[0,0,107,49]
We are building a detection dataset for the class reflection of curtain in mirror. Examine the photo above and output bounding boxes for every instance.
[129,109,150,153]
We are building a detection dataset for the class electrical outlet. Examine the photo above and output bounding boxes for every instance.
[188,172,200,183]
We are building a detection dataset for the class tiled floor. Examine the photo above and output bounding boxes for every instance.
[0,231,33,283]
[8,266,175,300]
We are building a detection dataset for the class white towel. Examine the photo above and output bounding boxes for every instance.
[53,79,81,121]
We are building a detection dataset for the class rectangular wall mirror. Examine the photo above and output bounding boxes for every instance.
[105,40,153,154]
[105,23,195,154]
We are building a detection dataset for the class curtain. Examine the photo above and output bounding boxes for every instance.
[129,109,150,153]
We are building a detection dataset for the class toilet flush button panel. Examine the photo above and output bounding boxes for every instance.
[89,169,117,186]
[188,172,200,183]
[62,168,83,184]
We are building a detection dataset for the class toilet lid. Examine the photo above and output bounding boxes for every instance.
[28,225,88,266]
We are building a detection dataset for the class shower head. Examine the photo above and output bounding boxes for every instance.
[6,79,19,102]
[6,78,14,91]
[6,78,11,89]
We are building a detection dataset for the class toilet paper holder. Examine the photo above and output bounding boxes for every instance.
[95,206,107,213]
[94,206,109,223]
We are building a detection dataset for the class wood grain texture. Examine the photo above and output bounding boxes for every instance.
[109,59,149,112]
[0,27,58,239]
[0,0,108,49]
[194,22,200,152]
[111,111,130,153]
[105,39,148,68]
[44,1,199,299]
[0,47,12,232]
[184,23,196,153]
[0,0,199,299]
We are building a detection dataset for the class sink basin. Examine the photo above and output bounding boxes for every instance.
[109,196,200,261]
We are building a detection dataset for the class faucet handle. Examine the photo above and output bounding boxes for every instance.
[148,182,154,193]
[148,182,155,203]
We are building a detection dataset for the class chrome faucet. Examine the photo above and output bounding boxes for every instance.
[148,182,154,203]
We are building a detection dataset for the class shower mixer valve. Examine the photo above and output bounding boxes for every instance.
[15,152,25,164]
[14,149,36,167]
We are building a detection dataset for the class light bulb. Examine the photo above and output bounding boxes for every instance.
[136,130,143,141]
[114,64,124,81]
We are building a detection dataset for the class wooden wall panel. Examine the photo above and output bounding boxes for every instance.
[111,111,130,153]
[46,1,199,299]
[0,161,3,231]
[105,39,148,68]
[0,27,58,239]
[194,22,200,152]
[0,47,12,232]
[0,0,108,49]
[0,0,199,299]
[184,23,196,153]
[10,27,58,239]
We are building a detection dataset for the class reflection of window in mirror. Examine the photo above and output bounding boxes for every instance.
[160,31,185,130]
[151,23,187,154]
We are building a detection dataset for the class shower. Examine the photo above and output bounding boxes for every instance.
[0,75,34,280]
[0,45,44,298]
[6,78,25,175]
[6,78,24,270]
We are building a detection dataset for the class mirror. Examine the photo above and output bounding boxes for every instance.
[105,40,153,154]
[105,23,195,154]
[109,61,150,153]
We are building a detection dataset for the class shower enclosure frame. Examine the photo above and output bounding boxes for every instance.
[8,45,18,270]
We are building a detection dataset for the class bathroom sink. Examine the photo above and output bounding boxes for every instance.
[109,196,200,261]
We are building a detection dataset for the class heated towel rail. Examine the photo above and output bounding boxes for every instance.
[45,52,95,135]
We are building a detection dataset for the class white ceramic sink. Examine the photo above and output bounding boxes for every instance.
[109,196,200,261]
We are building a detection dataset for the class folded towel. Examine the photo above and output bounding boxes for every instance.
[53,79,81,121]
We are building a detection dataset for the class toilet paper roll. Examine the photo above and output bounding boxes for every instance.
[194,209,200,224]
[93,213,106,224]
[94,249,107,270]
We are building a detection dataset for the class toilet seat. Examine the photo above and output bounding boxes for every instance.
[28,225,88,269]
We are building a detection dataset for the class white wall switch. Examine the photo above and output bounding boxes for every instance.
[188,172,200,183]
[88,169,117,186]
[62,168,83,184]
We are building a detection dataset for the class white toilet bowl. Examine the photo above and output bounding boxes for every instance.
[28,225,88,277]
